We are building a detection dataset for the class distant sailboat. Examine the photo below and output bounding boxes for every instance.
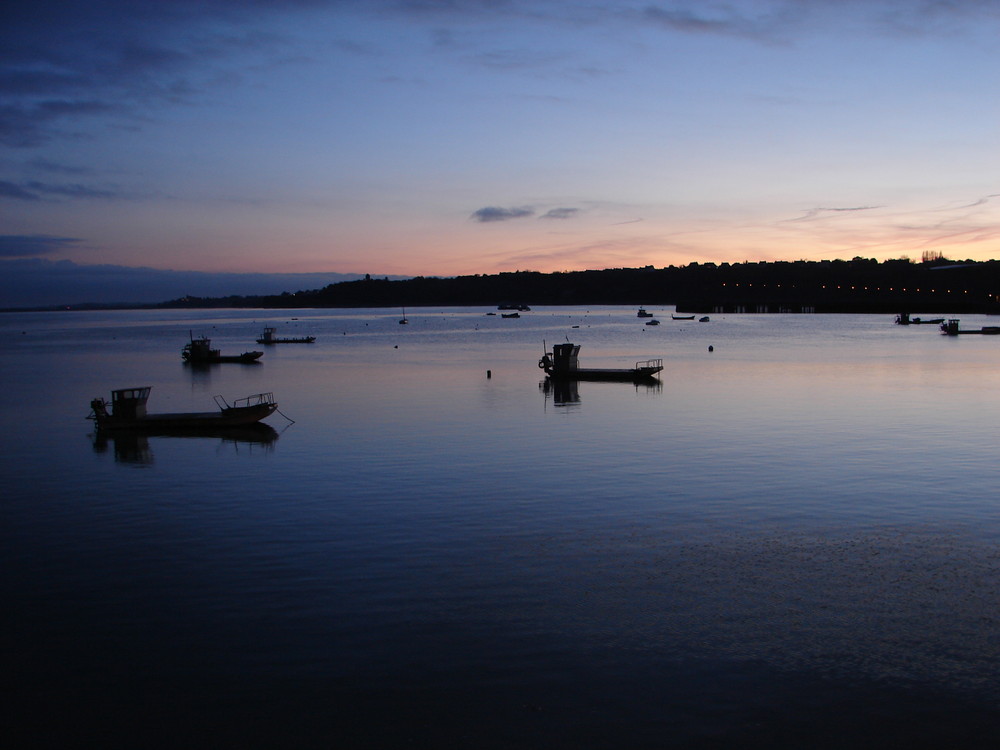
[399,306,408,324]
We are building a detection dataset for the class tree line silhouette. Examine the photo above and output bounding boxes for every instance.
[161,257,1000,313]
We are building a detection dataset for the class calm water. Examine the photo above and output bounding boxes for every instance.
[3,307,1000,748]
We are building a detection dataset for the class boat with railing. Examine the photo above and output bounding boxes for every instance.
[88,387,278,430]
[941,319,1000,336]
[182,333,262,363]
[539,342,663,382]
[256,326,315,344]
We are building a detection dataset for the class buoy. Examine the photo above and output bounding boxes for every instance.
[709,345,714,352]
[487,370,492,378]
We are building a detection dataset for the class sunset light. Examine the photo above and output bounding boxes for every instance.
[3,1,1000,306]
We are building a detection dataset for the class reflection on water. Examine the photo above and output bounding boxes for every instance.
[540,377,580,406]
[540,376,663,407]
[5,307,1000,748]
[91,423,279,464]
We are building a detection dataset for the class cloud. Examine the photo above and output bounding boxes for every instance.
[0,181,40,201]
[0,100,118,148]
[786,206,884,222]
[638,3,797,43]
[944,193,1000,210]
[636,1,1000,45]
[540,207,579,219]
[0,2,297,148]
[0,179,119,201]
[28,158,95,176]
[641,6,758,36]
[0,235,83,257]
[470,205,535,222]
[24,181,118,199]
[4,1,995,150]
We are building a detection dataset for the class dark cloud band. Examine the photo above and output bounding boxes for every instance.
[0,234,82,257]
[541,207,579,219]
[471,206,535,222]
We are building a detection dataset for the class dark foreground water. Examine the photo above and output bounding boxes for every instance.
[3,307,1000,748]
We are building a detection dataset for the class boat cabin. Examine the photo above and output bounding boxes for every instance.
[107,387,151,419]
[183,336,219,360]
[548,342,581,374]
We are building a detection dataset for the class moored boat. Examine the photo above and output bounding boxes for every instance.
[539,342,663,382]
[900,313,946,325]
[672,314,695,320]
[941,319,1000,335]
[183,333,262,363]
[256,326,315,344]
[637,308,654,318]
[88,387,278,430]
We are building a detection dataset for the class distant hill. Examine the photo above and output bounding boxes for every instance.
[158,258,1000,315]
[0,258,407,310]
[8,257,1000,314]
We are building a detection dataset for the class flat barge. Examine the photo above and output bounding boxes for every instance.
[940,319,1000,336]
[539,342,663,382]
[89,387,278,430]
[183,333,262,363]
[256,326,315,344]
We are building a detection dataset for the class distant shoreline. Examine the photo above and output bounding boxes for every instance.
[5,258,1000,315]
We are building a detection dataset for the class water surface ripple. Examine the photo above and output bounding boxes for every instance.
[3,307,1000,748]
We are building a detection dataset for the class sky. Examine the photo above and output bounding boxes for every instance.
[3,0,1000,305]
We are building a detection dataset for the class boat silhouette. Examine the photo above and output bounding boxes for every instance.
[88,387,278,430]
[182,332,262,363]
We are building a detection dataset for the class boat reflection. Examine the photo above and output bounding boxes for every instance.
[540,378,580,407]
[91,423,279,465]
[540,377,662,408]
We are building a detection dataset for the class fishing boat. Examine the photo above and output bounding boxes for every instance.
[941,319,1000,336]
[898,313,946,326]
[256,326,315,344]
[538,342,663,382]
[182,333,262,364]
[88,387,278,430]
[637,308,654,318]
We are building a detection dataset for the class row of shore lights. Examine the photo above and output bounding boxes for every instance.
[720,282,970,294]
